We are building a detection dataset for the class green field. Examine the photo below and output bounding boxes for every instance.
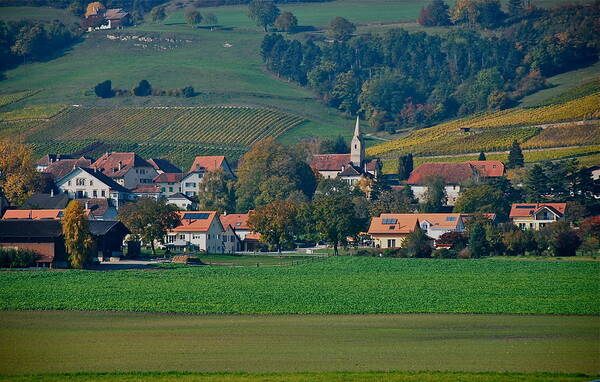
[0,311,598,375]
[0,257,598,315]
[196,253,316,266]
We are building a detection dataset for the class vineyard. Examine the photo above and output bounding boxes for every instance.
[0,90,38,108]
[367,92,600,158]
[0,104,65,121]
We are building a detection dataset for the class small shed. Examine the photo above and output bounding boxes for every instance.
[0,220,67,268]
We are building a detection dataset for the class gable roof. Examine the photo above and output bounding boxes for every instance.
[509,203,567,218]
[172,211,220,232]
[467,161,505,177]
[0,220,63,238]
[412,213,464,229]
[154,172,185,183]
[147,158,182,174]
[407,162,477,185]
[89,220,130,236]
[3,209,64,220]
[77,167,132,193]
[339,165,362,177]
[43,157,92,180]
[189,156,226,173]
[22,193,69,209]
[368,214,420,235]
[168,193,192,201]
[36,154,76,166]
[310,154,351,171]
[220,213,251,231]
[77,198,112,218]
[104,8,129,19]
[132,184,160,194]
[91,152,153,178]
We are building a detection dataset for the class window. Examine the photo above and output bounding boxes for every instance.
[169,187,173,192]
[179,234,185,240]
[519,223,526,229]
[89,180,93,186]
[101,190,106,197]
[161,187,166,192]
[68,180,71,186]
[93,190,97,197]
[76,178,85,186]
[387,239,396,248]
[167,235,175,243]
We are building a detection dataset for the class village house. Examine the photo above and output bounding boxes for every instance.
[154,173,185,196]
[189,155,235,178]
[367,214,420,248]
[91,152,158,190]
[84,2,131,30]
[509,203,567,230]
[35,154,79,172]
[407,161,505,206]
[147,158,182,175]
[164,211,225,253]
[42,157,93,180]
[219,212,261,252]
[55,167,134,210]
[132,184,161,199]
[166,193,194,210]
[310,117,380,185]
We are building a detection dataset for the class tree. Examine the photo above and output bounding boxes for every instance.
[150,6,167,22]
[0,140,41,206]
[196,168,235,214]
[454,184,508,220]
[418,0,451,26]
[539,222,581,257]
[62,200,94,269]
[507,140,524,169]
[203,12,218,26]
[468,221,487,258]
[119,198,180,256]
[403,228,432,258]
[397,153,413,180]
[369,188,415,216]
[312,194,360,255]
[478,151,486,160]
[133,80,152,96]
[328,17,355,41]
[320,135,348,154]
[437,231,468,250]
[248,0,280,32]
[11,24,46,62]
[236,138,316,211]
[507,0,523,15]
[315,177,352,197]
[451,0,505,28]
[420,176,447,213]
[248,200,299,253]
[275,11,298,32]
[94,80,114,98]
[524,164,548,202]
[185,9,202,27]
[502,229,537,256]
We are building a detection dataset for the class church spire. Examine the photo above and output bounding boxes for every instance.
[350,115,364,166]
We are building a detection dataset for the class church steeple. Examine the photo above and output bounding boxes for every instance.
[350,116,364,166]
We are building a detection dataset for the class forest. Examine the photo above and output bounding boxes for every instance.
[260,1,599,132]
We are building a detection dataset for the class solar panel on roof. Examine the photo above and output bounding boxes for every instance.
[382,218,397,224]
[445,216,457,221]
[183,213,209,220]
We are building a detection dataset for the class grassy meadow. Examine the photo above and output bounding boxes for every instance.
[0,311,598,375]
[0,257,598,315]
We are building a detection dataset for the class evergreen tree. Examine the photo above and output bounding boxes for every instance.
[133,80,152,96]
[468,221,487,258]
[524,164,548,202]
[478,151,486,160]
[420,176,447,212]
[507,140,524,169]
[403,228,432,258]
[398,153,413,180]
[62,200,94,269]
[94,80,113,98]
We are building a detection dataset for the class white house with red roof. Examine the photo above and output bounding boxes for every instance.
[91,152,158,190]
[154,172,185,196]
[219,212,262,252]
[189,155,235,178]
[509,203,567,230]
[367,214,420,248]
[165,211,225,253]
[310,117,380,185]
[407,161,505,206]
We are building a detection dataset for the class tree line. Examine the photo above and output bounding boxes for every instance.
[260,2,599,132]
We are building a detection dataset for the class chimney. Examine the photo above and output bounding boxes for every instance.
[85,201,89,210]
[50,189,54,197]
[118,161,123,171]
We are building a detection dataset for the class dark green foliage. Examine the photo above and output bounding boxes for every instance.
[468,221,487,258]
[248,0,280,32]
[181,86,195,97]
[403,228,432,258]
[328,17,356,41]
[507,140,524,169]
[418,0,451,26]
[539,222,582,257]
[184,9,203,26]
[320,135,348,154]
[311,194,361,255]
[0,248,37,268]
[420,176,446,213]
[94,80,114,98]
[369,188,415,216]
[454,184,508,220]
[478,151,486,160]
[274,11,298,32]
[397,153,413,180]
[133,80,152,96]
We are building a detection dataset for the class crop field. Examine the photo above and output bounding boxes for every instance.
[195,254,315,266]
[367,93,600,158]
[0,311,598,376]
[0,257,598,315]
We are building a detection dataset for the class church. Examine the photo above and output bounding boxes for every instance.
[310,117,381,186]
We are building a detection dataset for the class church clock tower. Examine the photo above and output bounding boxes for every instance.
[350,116,364,167]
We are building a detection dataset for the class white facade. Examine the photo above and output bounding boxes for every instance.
[115,167,157,190]
[410,185,462,206]
[165,216,224,253]
[167,195,193,210]
[56,168,133,209]
[156,181,182,196]
[181,172,204,197]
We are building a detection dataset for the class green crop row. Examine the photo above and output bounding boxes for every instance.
[0,90,39,109]
[0,257,597,315]
[0,104,66,121]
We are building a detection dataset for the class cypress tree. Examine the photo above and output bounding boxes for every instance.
[507,140,524,169]
[468,222,487,258]
[478,151,486,160]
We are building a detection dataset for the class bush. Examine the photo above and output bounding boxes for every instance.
[458,248,471,259]
[433,248,457,259]
[94,80,114,98]
[133,80,152,96]
[182,86,195,97]
[0,248,38,268]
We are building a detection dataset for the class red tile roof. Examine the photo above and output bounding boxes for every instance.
[91,152,152,178]
[43,157,92,180]
[407,162,476,185]
[310,154,351,171]
[154,173,184,183]
[467,161,505,177]
[220,213,251,230]
[189,156,225,173]
[172,211,220,232]
[509,203,567,218]
[77,198,110,218]
[368,214,420,235]
[2,209,91,220]
[132,184,160,193]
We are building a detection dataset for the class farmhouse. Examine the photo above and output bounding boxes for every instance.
[0,220,67,268]
[509,203,567,230]
[310,117,380,185]
[84,2,131,30]
[91,152,158,190]
[55,167,134,209]
[189,155,235,178]
[407,161,504,205]
[89,220,130,261]
[368,214,420,248]
[220,212,261,252]
[35,154,78,172]
[42,157,93,180]
[165,211,225,253]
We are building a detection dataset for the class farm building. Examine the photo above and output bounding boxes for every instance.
[509,203,567,230]
[89,220,130,261]
[21,192,69,210]
[84,2,131,30]
[368,214,420,249]
[0,220,67,268]
[91,152,158,190]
